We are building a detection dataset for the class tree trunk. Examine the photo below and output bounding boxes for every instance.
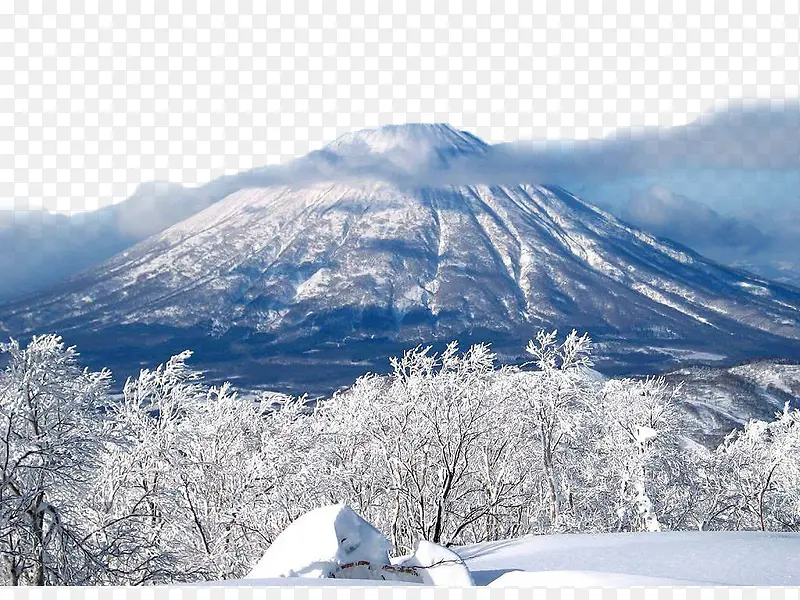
[542,437,559,523]
[5,555,19,586]
[546,475,558,522]
[31,495,46,586]
[432,469,456,544]
[759,463,780,532]
[390,492,402,552]
[432,502,444,544]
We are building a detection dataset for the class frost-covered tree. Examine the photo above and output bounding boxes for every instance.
[699,403,800,532]
[320,343,519,552]
[467,370,536,542]
[163,385,321,580]
[87,351,326,583]
[0,335,110,585]
[84,350,206,584]
[239,392,330,554]
[516,330,594,529]
[583,377,690,532]
[318,333,607,549]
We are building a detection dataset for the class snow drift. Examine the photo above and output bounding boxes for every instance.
[459,531,800,586]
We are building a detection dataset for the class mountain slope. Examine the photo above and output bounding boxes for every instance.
[2,124,800,393]
[663,359,800,446]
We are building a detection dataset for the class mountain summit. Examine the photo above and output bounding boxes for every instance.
[307,123,490,178]
[2,125,800,393]
[324,123,489,156]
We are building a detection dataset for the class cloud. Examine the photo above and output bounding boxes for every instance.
[14,101,798,243]
[618,185,770,254]
[112,181,193,240]
[478,100,800,181]
[245,101,800,194]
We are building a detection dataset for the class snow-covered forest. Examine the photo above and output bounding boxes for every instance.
[1,332,799,585]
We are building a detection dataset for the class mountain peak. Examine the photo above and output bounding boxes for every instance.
[324,123,489,158]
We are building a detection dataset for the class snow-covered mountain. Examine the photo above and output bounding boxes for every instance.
[2,124,800,392]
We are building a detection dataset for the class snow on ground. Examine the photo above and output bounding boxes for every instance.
[206,577,409,587]
[238,504,800,587]
[487,570,699,587]
[393,541,474,586]
[457,531,800,586]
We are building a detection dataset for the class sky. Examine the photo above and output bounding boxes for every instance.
[2,1,800,214]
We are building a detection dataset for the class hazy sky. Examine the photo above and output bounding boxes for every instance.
[2,1,800,214]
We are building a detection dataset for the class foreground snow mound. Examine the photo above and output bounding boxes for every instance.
[246,504,392,579]
[394,541,474,586]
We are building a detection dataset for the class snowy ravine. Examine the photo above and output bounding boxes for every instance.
[2,124,800,394]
